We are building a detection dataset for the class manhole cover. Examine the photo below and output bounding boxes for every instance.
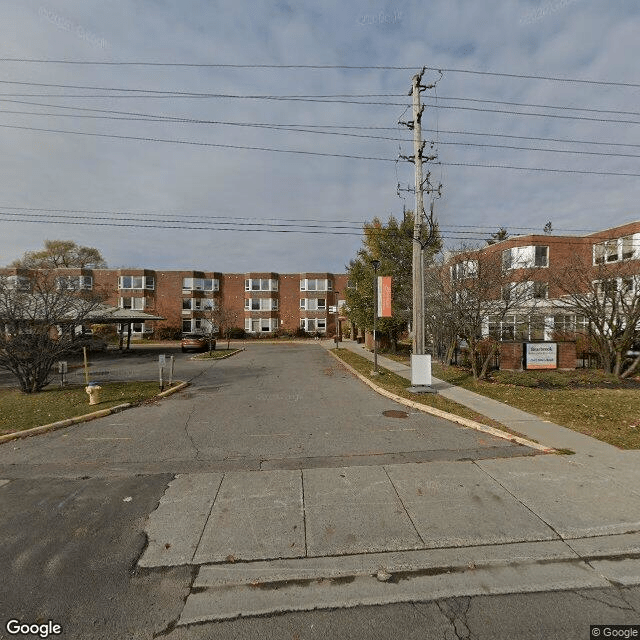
[382,410,409,419]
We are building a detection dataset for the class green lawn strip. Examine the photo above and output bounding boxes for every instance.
[192,348,243,360]
[0,381,174,435]
[431,363,640,450]
[331,349,527,440]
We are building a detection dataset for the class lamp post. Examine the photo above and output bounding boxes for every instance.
[334,291,340,348]
[371,259,380,373]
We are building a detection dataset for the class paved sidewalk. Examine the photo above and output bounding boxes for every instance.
[138,461,640,623]
[327,340,637,463]
[127,341,640,623]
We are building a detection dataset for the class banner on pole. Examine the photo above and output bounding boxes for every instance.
[378,276,392,317]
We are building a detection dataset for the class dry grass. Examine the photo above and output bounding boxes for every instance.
[432,363,640,449]
[0,381,173,435]
[331,349,526,439]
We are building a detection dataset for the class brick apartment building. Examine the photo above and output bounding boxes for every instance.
[0,267,349,338]
[446,220,640,343]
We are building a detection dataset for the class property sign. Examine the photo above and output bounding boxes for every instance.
[524,342,557,370]
[378,276,392,318]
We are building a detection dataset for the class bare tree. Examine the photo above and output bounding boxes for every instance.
[0,271,106,392]
[432,247,543,380]
[551,254,640,378]
[210,305,241,349]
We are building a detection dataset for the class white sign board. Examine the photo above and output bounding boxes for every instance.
[525,343,557,370]
[158,354,166,366]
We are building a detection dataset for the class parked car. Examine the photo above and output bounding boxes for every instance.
[181,333,215,353]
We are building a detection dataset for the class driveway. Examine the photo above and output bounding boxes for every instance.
[0,342,534,478]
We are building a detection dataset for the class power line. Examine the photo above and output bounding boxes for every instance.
[5,109,640,158]
[4,122,640,175]
[0,206,599,233]
[0,213,621,246]
[425,94,640,118]
[437,161,640,178]
[1,58,639,88]
[5,97,640,149]
[0,123,397,162]
[423,127,640,150]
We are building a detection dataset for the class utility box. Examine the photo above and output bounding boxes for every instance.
[411,354,432,386]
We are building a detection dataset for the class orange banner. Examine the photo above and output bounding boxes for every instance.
[378,276,392,317]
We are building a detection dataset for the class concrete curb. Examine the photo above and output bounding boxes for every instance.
[328,350,553,453]
[0,381,190,444]
[191,348,244,362]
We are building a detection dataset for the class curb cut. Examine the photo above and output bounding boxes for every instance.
[0,381,190,444]
[328,350,553,453]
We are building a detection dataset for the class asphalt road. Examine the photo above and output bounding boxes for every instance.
[0,343,533,477]
[2,343,638,639]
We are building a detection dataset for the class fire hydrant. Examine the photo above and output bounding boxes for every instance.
[85,383,102,405]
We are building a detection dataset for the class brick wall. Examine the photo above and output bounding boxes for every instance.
[499,341,576,370]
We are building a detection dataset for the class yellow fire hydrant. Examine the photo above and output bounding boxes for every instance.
[85,383,102,405]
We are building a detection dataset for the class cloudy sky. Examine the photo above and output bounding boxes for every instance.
[0,0,639,273]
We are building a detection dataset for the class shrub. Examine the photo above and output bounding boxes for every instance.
[155,325,182,340]
[226,327,246,339]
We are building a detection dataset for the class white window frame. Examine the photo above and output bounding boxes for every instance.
[182,277,219,292]
[300,318,326,333]
[56,275,93,290]
[245,278,278,292]
[245,317,278,333]
[300,278,332,292]
[119,296,145,310]
[4,275,31,290]
[300,298,326,311]
[450,260,478,281]
[119,275,154,290]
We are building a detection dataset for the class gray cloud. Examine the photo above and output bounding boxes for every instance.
[0,0,638,271]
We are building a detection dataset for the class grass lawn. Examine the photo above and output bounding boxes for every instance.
[430,363,640,450]
[331,349,527,440]
[191,348,243,360]
[0,381,176,435]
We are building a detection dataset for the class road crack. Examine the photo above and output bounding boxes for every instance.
[436,597,478,640]
[183,408,201,461]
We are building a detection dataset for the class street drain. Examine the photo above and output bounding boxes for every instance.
[382,410,409,419]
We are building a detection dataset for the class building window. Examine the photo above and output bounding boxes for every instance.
[503,246,548,270]
[182,277,219,291]
[533,282,548,299]
[244,317,277,333]
[534,246,548,267]
[450,260,478,281]
[119,297,145,310]
[300,318,326,333]
[245,298,277,311]
[184,298,218,311]
[56,275,93,290]
[119,275,154,290]
[3,275,31,290]
[118,322,152,334]
[300,298,326,310]
[594,238,628,264]
[244,278,278,292]
[300,279,332,292]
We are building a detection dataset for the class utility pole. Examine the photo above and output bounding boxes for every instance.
[399,68,441,391]
[411,69,426,357]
